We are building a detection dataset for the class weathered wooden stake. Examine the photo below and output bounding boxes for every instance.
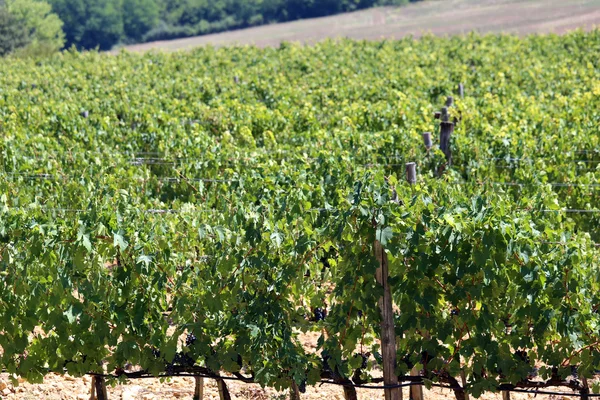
[94,376,108,400]
[234,76,239,84]
[405,163,417,185]
[409,378,423,400]
[422,132,432,150]
[89,376,96,400]
[458,83,464,98]
[501,391,510,400]
[445,96,454,107]
[374,240,402,400]
[434,111,441,120]
[290,380,301,400]
[460,370,469,400]
[217,378,232,400]
[441,107,449,123]
[439,122,454,166]
[342,383,358,400]
[193,377,204,400]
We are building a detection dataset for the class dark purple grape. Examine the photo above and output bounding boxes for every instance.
[313,308,327,322]
[571,365,578,378]
[321,353,332,373]
[514,350,530,363]
[186,333,197,346]
[299,380,306,393]
[353,353,368,369]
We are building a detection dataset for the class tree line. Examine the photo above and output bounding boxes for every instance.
[1,0,420,56]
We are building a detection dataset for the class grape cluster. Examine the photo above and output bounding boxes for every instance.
[186,333,197,347]
[514,350,529,363]
[298,380,307,393]
[571,365,578,378]
[313,308,327,322]
[321,353,332,374]
[353,353,368,369]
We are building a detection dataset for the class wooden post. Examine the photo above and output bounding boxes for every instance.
[441,107,449,123]
[409,378,423,400]
[458,83,464,98]
[234,76,239,84]
[217,378,232,400]
[374,240,402,400]
[290,380,301,400]
[439,122,454,166]
[445,96,454,107]
[193,377,204,400]
[422,132,432,150]
[342,383,358,400]
[460,370,469,400]
[434,111,441,120]
[94,376,108,400]
[501,391,510,400]
[89,376,96,400]
[405,163,417,185]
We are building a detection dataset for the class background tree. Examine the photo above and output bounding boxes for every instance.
[5,0,64,56]
[0,5,31,56]
[49,0,123,50]
[45,0,418,50]
[122,0,158,42]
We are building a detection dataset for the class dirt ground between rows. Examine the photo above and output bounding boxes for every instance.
[120,0,600,52]
[0,373,584,400]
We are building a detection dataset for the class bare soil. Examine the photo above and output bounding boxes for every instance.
[119,0,600,53]
[0,372,580,399]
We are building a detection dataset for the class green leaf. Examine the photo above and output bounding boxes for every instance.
[376,227,393,246]
[113,231,128,251]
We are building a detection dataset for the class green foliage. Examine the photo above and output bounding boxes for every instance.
[122,0,159,42]
[49,0,123,50]
[47,0,421,50]
[1,32,600,397]
[5,0,64,56]
[0,5,30,56]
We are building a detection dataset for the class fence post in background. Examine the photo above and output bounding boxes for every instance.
[458,83,464,98]
[441,107,449,123]
[94,376,108,400]
[217,378,232,400]
[502,391,510,400]
[193,377,204,400]
[90,377,96,400]
[422,132,432,150]
[446,96,454,107]
[439,122,454,166]
[374,240,402,400]
[234,76,239,84]
[406,163,417,185]
[460,370,469,400]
